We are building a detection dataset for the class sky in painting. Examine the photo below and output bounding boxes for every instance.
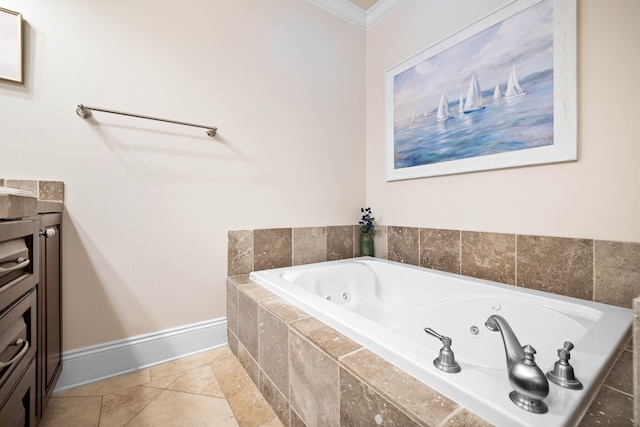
[393,0,553,123]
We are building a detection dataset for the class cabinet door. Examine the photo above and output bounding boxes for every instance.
[38,213,61,418]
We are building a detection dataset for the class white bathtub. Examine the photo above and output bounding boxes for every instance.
[250,257,632,427]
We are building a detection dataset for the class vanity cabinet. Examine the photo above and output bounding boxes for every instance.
[0,214,63,426]
[37,213,62,420]
[0,219,39,427]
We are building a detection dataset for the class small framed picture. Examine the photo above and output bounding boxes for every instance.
[0,7,23,84]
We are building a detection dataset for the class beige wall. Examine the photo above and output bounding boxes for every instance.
[2,0,637,353]
[0,0,366,349]
[366,0,640,242]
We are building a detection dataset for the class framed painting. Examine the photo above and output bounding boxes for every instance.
[0,7,23,84]
[385,0,576,180]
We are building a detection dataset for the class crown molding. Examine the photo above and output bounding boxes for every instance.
[306,0,407,30]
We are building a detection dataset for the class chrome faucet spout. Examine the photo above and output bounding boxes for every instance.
[485,315,524,369]
[485,314,549,414]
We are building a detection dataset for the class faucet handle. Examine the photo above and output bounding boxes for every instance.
[546,341,583,390]
[424,328,461,373]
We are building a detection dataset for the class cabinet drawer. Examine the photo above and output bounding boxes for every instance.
[0,220,37,313]
[0,358,35,427]
[0,290,36,398]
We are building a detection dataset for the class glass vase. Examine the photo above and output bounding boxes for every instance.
[360,232,374,257]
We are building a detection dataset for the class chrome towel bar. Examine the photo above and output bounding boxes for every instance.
[76,104,217,137]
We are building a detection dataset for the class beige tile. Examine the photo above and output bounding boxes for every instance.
[149,350,222,381]
[211,346,244,374]
[289,330,340,427]
[238,341,260,387]
[229,230,254,276]
[259,372,290,427]
[166,365,226,398]
[215,359,281,427]
[580,384,633,427]
[145,373,181,389]
[5,179,37,194]
[604,349,633,395]
[228,281,239,335]
[440,408,492,426]
[461,231,515,285]
[56,369,151,397]
[290,317,361,360]
[239,282,278,300]
[39,396,102,427]
[227,275,253,286]
[340,367,420,426]
[259,306,290,396]
[290,409,306,427]
[228,329,239,357]
[340,349,458,426]
[39,180,65,201]
[517,235,593,300]
[260,295,309,323]
[99,385,163,427]
[128,390,238,427]
[254,228,292,271]
[388,226,419,265]
[258,418,285,427]
[420,228,460,274]
[594,240,640,308]
[326,225,355,261]
[293,227,326,265]
[238,289,260,360]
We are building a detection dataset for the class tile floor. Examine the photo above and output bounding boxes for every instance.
[39,346,283,427]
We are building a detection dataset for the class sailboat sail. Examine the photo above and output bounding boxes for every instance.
[463,73,485,113]
[504,64,526,98]
[458,92,464,114]
[436,90,452,121]
[493,83,503,99]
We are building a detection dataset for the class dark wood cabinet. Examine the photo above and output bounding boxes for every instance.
[0,219,39,426]
[37,213,62,421]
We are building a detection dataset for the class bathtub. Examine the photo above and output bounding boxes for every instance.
[249,257,632,427]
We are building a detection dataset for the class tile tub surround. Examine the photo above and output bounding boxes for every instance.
[226,275,489,427]
[228,226,639,425]
[227,275,633,426]
[229,226,640,310]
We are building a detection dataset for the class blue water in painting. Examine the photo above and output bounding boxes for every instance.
[394,70,554,169]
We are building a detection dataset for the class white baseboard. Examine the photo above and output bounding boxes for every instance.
[55,317,228,391]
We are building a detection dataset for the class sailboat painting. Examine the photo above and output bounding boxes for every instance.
[385,0,577,180]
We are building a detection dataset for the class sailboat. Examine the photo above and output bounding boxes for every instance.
[411,110,416,124]
[504,64,526,99]
[493,83,503,99]
[463,73,485,113]
[436,90,452,122]
[458,92,464,114]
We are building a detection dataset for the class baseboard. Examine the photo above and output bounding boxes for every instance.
[55,317,228,391]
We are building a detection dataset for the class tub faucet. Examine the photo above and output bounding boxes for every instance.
[485,315,549,414]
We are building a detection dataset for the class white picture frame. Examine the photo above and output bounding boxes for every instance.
[385,0,576,181]
[0,7,23,84]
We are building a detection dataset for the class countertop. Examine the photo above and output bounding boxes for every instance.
[0,180,64,220]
